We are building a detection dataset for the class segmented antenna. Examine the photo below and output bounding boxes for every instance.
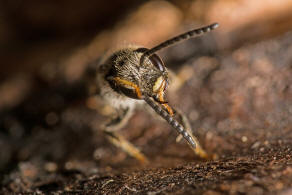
[140,23,219,65]
[144,96,196,148]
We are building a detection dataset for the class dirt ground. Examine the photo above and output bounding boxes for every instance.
[1,1,292,194]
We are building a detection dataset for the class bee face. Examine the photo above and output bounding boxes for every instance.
[105,47,169,101]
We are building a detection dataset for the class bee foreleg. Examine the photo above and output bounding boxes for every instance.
[102,107,148,164]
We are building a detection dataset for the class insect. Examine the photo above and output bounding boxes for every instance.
[94,23,219,163]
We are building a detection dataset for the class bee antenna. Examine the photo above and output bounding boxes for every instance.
[140,23,219,65]
[144,96,196,149]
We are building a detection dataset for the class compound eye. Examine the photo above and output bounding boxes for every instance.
[136,48,165,72]
[149,54,165,72]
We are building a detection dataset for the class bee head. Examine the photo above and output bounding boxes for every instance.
[105,23,219,102]
[105,47,169,101]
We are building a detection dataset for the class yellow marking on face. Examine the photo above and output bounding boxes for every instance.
[154,76,173,115]
[112,77,143,99]
[153,76,164,93]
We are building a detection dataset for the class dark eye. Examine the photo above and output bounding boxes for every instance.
[149,54,165,72]
[136,48,165,72]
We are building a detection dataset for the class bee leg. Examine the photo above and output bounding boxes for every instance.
[174,109,209,159]
[102,107,148,164]
[103,107,133,132]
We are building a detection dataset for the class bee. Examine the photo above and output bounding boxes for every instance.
[93,23,219,163]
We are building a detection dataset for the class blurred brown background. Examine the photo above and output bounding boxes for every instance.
[1,0,292,77]
[1,0,292,194]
